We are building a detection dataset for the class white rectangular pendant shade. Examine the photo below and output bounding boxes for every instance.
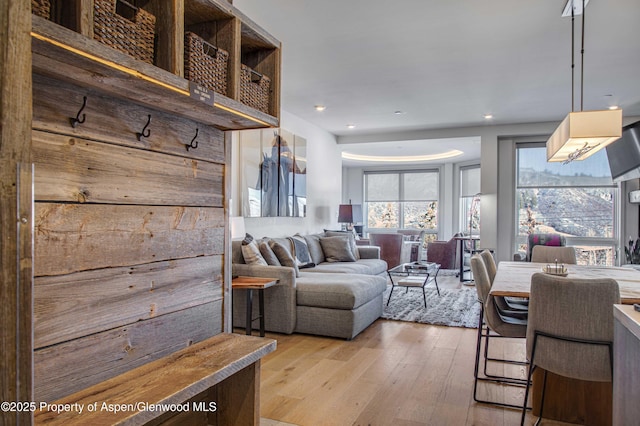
[546,109,623,162]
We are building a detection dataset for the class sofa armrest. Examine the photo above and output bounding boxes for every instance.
[357,245,381,259]
[231,264,297,334]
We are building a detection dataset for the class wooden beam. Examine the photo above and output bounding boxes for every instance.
[0,1,33,425]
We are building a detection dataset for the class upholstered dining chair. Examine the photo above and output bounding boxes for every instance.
[520,272,620,425]
[479,249,528,312]
[530,245,577,264]
[471,255,529,409]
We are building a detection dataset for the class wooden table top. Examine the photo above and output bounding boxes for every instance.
[490,261,640,304]
[232,276,278,290]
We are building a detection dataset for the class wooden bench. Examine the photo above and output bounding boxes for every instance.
[34,333,276,425]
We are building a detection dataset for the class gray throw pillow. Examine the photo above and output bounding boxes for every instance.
[241,238,267,266]
[325,230,360,260]
[303,234,326,264]
[319,236,357,262]
[259,240,281,266]
[269,240,300,277]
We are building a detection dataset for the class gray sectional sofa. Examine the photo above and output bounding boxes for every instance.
[231,232,388,339]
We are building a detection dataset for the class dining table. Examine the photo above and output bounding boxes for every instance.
[491,261,640,304]
[490,261,640,426]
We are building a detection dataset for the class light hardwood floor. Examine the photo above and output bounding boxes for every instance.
[256,275,574,426]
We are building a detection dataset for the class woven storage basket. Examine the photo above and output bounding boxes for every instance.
[32,0,50,19]
[184,32,229,96]
[240,64,271,114]
[93,0,156,64]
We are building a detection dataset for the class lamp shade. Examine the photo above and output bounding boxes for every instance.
[546,110,622,162]
[230,216,246,240]
[338,204,362,223]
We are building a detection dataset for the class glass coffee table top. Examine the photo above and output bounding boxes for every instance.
[388,261,440,275]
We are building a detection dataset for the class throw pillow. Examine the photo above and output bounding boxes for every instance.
[241,234,267,266]
[319,236,357,262]
[288,235,315,268]
[325,230,360,260]
[269,240,300,277]
[259,240,281,266]
[303,234,326,264]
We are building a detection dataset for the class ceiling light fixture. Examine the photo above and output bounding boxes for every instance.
[346,124,356,129]
[314,105,326,111]
[547,0,622,163]
[608,105,619,110]
[483,114,493,120]
[341,150,464,163]
[394,111,405,115]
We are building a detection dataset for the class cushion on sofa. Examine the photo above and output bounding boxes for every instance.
[269,240,300,277]
[325,230,360,260]
[320,236,357,262]
[259,240,281,266]
[307,258,388,275]
[296,272,387,310]
[241,234,267,265]
[303,234,326,264]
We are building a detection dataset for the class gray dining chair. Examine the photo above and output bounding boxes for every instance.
[530,245,577,264]
[471,255,529,409]
[520,272,620,426]
[480,249,528,313]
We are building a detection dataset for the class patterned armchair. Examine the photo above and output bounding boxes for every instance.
[514,233,567,262]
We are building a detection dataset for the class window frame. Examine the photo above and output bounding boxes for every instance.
[514,142,619,265]
[364,169,440,233]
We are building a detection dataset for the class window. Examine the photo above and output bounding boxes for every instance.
[515,144,617,265]
[460,165,481,235]
[364,170,439,231]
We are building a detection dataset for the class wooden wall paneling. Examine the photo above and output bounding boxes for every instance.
[0,0,33,424]
[35,203,224,276]
[34,255,223,348]
[146,0,184,75]
[32,75,226,163]
[34,300,222,402]
[223,132,232,332]
[32,131,224,206]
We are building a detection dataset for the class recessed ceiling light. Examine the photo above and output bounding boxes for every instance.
[394,111,405,115]
[346,124,356,129]
[608,105,619,110]
[314,105,326,111]
[341,150,464,162]
[483,114,493,119]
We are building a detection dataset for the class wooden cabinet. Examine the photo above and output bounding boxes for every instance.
[1,0,280,424]
[32,0,281,129]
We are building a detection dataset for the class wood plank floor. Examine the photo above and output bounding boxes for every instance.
[255,275,575,426]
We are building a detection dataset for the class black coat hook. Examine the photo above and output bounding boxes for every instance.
[69,96,87,128]
[186,128,199,151]
[136,114,151,141]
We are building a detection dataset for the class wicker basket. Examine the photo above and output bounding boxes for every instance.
[184,32,229,96]
[93,0,156,64]
[240,64,271,114]
[32,0,50,19]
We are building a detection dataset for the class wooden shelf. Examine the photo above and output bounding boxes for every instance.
[32,2,280,131]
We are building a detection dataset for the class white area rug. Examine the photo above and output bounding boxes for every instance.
[381,285,480,328]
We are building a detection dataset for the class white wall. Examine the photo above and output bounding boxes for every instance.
[231,110,342,238]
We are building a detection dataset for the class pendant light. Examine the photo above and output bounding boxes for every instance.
[546,0,622,163]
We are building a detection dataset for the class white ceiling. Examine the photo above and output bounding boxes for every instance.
[234,0,640,165]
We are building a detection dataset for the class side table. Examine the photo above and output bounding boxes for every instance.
[232,276,278,337]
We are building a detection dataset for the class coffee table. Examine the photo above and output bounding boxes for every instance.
[387,262,441,308]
